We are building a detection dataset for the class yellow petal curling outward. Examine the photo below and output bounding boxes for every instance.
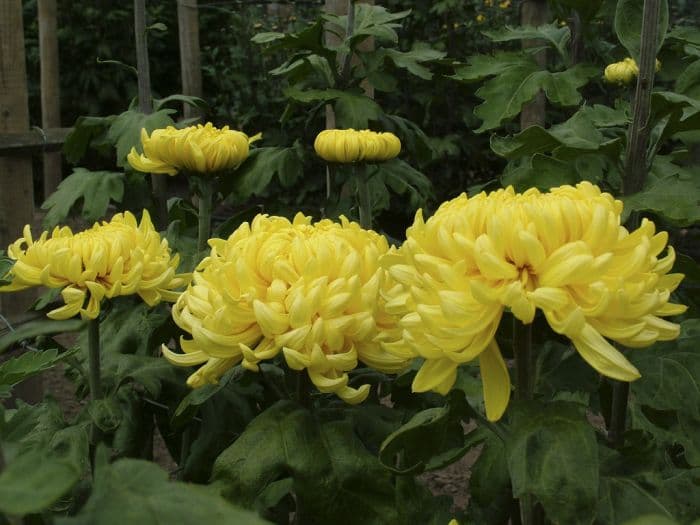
[382,182,686,421]
[163,213,411,403]
[314,129,401,164]
[127,122,260,176]
[0,210,190,320]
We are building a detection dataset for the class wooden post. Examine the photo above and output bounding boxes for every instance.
[0,0,42,404]
[177,0,203,120]
[520,0,549,129]
[134,0,167,228]
[38,0,62,199]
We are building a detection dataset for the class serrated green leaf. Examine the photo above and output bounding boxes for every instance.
[614,0,669,62]
[57,459,269,525]
[622,173,700,226]
[153,94,208,112]
[507,401,599,525]
[41,168,124,228]
[378,158,433,210]
[597,477,674,524]
[379,392,486,475]
[0,450,81,516]
[484,24,572,62]
[452,51,534,82]
[0,348,77,390]
[501,154,581,190]
[471,63,597,132]
[229,146,304,201]
[324,4,411,48]
[0,318,85,354]
[380,45,446,80]
[63,115,115,164]
[107,108,176,167]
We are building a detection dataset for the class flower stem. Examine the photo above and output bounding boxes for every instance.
[197,177,214,255]
[608,380,630,448]
[88,319,102,401]
[513,318,535,525]
[513,318,534,401]
[356,166,372,230]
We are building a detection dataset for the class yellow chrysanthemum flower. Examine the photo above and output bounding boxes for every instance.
[0,211,189,320]
[314,129,401,164]
[383,182,686,421]
[127,122,261,175]
[163,213,409,403]
[475,13,486,23]
[604,57,661,85]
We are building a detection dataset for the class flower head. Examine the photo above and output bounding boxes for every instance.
[475,13,486,23]
[163,213,409,403]
[0,211,189,319]
[383,182,686,421]
[604,57,661,85]
[127,123,260,175]
[314,129,401,164]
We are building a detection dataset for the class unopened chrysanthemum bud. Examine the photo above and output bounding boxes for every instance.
[604,57,661,85]
[314,129,401,163]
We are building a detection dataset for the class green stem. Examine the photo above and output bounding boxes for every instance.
[297,371,311,409]
[513,318,534,402]
[197,177,213,255]
[88,319,102,401]
[513,318,535,525]
[608,380,630,448]
[356,165,372,230]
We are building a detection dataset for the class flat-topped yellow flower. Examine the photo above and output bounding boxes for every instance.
[163,213,409,402]
[127,122,260,175]
[314,129,401,164]
[383,182,686,421]
[0,211,189,320]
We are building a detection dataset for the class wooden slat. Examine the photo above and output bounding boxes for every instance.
[0,127,72,155]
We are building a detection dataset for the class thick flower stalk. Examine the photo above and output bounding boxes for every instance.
[0,211,189,319]
[163,213,409,403]
[127,122,260,175]
[314,129,401,164]
[604,57,661,85]
[383,182,686,421]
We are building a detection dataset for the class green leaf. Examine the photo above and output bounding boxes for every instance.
[501,154,581,191]
[507,401,599,525]
[0,348,77,390]
[622,173,700,226]
[211,401,439,524]
[557,0,604,21]
[147,22,167,32]
[0,318,85,354]
[484,24,572,62]
[252,19,327,57]
[153,94,208,112]
[107,108,176,167]
[460,55,597,132]
[380,45,446,80]
[378,158,433,210]
[614,0,669,62]
[88,397,123,433]
[0,250,13,286]
[57,459,269,525]
[379,392,486,475]
[466,428,512,524]
[0,450,81,516]
[41,168,125,228]
[283,87,382,128]
[491,111,606,159]
[63,115,115,164]
[229,146,304,201]
[324,4,411,48]
[597,477,674,524]
[620,516,678,525]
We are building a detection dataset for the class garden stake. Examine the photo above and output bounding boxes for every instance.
[610,0,662,449]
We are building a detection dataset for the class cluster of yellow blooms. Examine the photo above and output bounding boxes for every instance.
[0,211,188,320]
[162,213,409,403]
[314,129,401,164]
[0,117,686,422]
[604,57,661,85]
[127,123,260,175]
